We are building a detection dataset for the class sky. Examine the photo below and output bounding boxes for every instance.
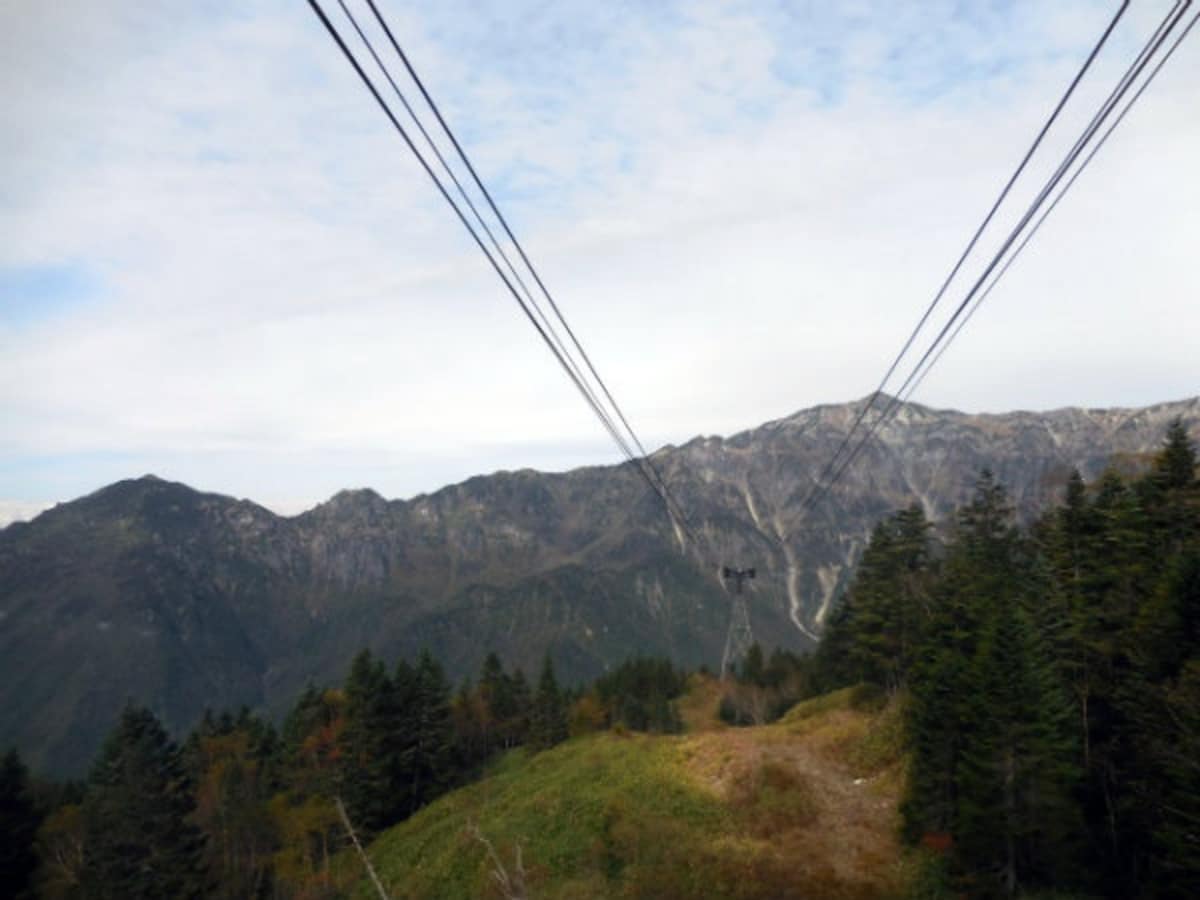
[1,0,1197,522]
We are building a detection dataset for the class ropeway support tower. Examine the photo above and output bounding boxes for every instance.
[720,566,756,678]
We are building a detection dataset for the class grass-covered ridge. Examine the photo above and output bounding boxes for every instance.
[357,680,909,899]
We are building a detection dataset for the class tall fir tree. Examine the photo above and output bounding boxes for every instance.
[1153,417,1197,491]
[905,473,1022,851]
[339,649,398,833]
[531,654,568,751]
[80,705,207,899]
[401,650,453,817]
[838,503,933,691]
[955,605,1081,895]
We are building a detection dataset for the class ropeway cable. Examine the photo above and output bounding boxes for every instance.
[356,0,693,544]
[796,0,1132,514]
[807,0,1193,513]
[331,0,609,430]
[905,6,1200,401]
[306,0,711,560]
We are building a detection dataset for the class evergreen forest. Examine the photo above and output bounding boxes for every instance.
[0,648,684,899]
[815,418,1200,897]
[0,421,1195,899]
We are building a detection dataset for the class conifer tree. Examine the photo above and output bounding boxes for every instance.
[80,705,207,899]
[479,652,523,751]
[402,650,453,815]
[1146,418,1199,557]
[956,605,1080,894]
[594,657,687,732]
[531,654,568,751]
[1054,470,1094,585]
[0,748,40,899]
[1154,417,1197,491]
[507,668,533,747]
[848,427,1200,895]
[839,504,933,691]
[339,649,398,833]
[905,473,1020,848]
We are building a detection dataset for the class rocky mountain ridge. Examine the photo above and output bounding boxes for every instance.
[2,394,1197,774]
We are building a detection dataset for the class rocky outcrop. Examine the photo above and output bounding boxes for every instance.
[1,395,1196,774]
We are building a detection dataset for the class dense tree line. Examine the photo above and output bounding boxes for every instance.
[2,643,689,898]
[593,657,688,733]
[1,748,42,899]
[819,420,1200,897]
[718,643,815,726]
[15,427,1190,899]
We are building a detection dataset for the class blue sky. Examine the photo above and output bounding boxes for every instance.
[1,0,1197,520]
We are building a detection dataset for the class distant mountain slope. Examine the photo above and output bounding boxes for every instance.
[1,395,1196,774]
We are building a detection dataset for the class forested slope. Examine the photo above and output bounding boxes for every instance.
[3,395,1196,775]
[819,419,1200,897]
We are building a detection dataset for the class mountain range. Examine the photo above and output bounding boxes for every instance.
[2,394,1197,774]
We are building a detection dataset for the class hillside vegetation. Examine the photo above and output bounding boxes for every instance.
[355,681,909,900]
[815,420,1200,896]
[5,396,1195,775]
[6,420,1194,899]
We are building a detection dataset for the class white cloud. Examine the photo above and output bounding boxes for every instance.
[1,0,1197,510]
[0,501,51,529]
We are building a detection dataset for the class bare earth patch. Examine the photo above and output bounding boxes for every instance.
[681,693,907,899]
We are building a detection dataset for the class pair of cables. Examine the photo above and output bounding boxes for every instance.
[800,0,1197,519]
[305,0,710,558]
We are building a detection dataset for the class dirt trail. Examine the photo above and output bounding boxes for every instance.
[682,700,906,896]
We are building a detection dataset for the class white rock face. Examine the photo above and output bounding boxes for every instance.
[643,394,1200,638]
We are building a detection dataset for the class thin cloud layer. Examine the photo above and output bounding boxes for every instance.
[1,0,1197,514]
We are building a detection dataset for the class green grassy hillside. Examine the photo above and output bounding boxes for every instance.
[354,682,910,899]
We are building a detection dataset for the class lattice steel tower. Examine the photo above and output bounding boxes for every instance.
[720,566,756,678]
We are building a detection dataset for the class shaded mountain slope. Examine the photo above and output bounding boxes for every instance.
[1,394,1197,774]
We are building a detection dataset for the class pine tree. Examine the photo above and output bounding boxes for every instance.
[402,650,453,816]
[857,429,1200,896]
[1148,659,1200,896]
[903,610,975,843]
[904,474,1021,852]
[1154,417,1197,491]
[1146,418,1199,557]
[840,504,933,691]
[0,748,40,899]
[507,668,533,747]
[1037,469,1102,772]
[80,705,207,899]
[531,655,568,751]
[956,606,1081,895]
[339,649,397,833]
[478,652,523,751]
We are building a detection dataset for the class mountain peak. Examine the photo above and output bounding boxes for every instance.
[4,396,1198,774]
[307,487,390,519]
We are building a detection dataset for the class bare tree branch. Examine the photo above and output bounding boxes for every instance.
[466,820,528,900]
[335,795,391,900]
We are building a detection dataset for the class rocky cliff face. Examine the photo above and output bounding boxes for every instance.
[2,395,1196,774]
